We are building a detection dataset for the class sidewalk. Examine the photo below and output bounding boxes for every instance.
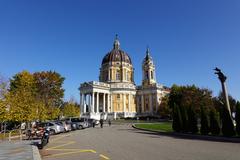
[0,141,41,160]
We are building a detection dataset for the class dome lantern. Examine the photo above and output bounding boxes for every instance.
[113,34,120,49]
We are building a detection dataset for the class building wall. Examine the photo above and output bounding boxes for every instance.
[100,62,134,83]
[111,93,136,113]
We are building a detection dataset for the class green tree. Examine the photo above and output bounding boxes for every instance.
[62,101,80,118]
[8,71,38,122]
[168,84,182,109]
[35,100,48,122]
[10,70,36,94]
[209,108,220,135]
[33,71,65,108]
[0,75,9,131]
[6,90,37,122]
[188,106,198,134]
[168,85,213,115]
[47,106,60,120]
[180,105,188,132]
[0,75,9,99]
[0,99,8,124]
[221,106,235,136]
[172,104,183,132]
[6,70,65,122]
[236,102,240,135]
[158,96,171,119]
[200,106,209,135]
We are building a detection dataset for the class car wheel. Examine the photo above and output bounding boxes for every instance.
[79,125,83,129]
[50,129,56,135]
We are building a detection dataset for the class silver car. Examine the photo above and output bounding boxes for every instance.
[43,122,65,135]
[57,121,72,132]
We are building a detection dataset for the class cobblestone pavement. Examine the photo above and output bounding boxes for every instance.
[41,123,240,160]
[0,141,40,160]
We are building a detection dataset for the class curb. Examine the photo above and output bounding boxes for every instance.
[32,145,42,160]
[132,124,240,143]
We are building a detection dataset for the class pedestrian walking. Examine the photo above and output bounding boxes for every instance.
[108,119,111,126]
[92,120,95,128]
[100,119,104,128]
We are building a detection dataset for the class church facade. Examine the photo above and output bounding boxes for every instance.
[79,36,169,120]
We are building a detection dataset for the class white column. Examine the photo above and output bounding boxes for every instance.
[80,93,83,113]
[141,94,144,113]
[107,94,110,112]
[123,94,126,113]
[103,93,106,112]
[80,93,82,106]
[149,94,153,113]
[110,94,113,112]
[86,94,91,111]
[84,94,86,113]
[96,92,99,113]
[92,92,95,113]
[128,94,131,112]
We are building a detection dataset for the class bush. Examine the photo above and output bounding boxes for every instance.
[209,108,220,135]
[188,106,198,134]
[236,102,240,135]
[222,107,235,136]
[200,106,209,135]
[172,104,182,132]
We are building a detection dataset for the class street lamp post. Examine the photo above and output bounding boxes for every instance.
[214,67,233,121]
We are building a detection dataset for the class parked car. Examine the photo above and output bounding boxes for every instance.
[69,117,88,129]
[87,119,99,127]
[40,122,65,135]
[57,121,72,132]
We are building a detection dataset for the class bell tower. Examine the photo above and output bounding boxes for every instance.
[142,47,156,86]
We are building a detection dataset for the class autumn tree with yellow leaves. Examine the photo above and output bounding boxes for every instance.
[1,70,65,123]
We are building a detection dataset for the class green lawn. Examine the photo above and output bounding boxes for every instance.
[135,122,173,132]
[113,119,151,124]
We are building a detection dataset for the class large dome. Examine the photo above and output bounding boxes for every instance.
[102,49,132,65]
[101,35,132,65]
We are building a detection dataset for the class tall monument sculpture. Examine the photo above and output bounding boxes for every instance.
[214,67,233,121]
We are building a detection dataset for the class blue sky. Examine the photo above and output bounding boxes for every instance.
[0,0,240,102]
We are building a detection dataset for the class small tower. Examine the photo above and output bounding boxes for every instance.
[142,47,156,86]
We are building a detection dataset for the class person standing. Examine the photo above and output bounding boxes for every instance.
[108,119,111,126]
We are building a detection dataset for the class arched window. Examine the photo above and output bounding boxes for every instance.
[116,70,121,80]
[145,71,149,79]
[151,71,153,79]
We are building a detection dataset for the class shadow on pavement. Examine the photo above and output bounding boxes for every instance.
[123,127,240,143]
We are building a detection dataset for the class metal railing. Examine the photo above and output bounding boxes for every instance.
[8,129,23,141]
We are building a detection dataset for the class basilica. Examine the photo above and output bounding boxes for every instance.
[79,36,169,120]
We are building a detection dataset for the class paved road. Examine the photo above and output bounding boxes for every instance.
[40,123,240,160]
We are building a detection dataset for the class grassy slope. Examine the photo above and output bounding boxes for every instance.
[135,122,173,132]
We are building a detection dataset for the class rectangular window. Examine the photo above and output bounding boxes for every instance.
[116,70,121,80]
[117,94,120,99]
